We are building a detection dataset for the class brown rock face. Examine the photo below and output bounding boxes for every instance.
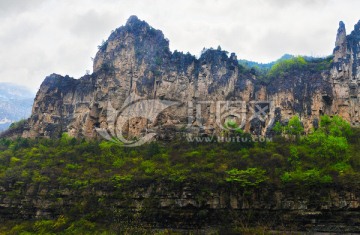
[330,20,360,125]
[16,16,360,140]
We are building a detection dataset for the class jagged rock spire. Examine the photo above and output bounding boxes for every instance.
[335,21,346,47]
[333,21,347,63]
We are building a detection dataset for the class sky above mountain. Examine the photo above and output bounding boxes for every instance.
[0,0,359,91]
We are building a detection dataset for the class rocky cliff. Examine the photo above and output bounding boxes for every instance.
[331,21,360,125]
[1,182,360,232]
[11,16,360,140]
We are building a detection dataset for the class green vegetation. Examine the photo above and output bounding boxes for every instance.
[0,115,359,234]
[97,39,108,51]
[239,55,333,83]
[267,56,307,79]
[100,62,115,73]
[225,168,268,187]
[284,115,304,140]
[8,119,26,130]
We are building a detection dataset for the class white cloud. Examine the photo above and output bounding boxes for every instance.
[0,0,359,91]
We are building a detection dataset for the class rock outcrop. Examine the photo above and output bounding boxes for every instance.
[330,20,360,125]
[1,182,360,232]
[13,16,360,140]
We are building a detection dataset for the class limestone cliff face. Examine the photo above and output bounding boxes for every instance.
[17,16,360,139]
[330,20,360,125]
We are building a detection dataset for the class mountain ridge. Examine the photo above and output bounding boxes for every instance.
[0,83,34,132]
[3,16,360,140]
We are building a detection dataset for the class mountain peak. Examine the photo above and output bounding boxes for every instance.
[338,21,345,30]
[335,21,346,47]
[124,15,152,32]
[105,16,155,42]
[93,16,169,73]
[333,20,348,63]
[126,15,142,26]
[355,19,360,32]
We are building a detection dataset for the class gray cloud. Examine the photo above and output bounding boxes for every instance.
[0,0,46,16]
[0,0,359,91]
[68,9,119,38]
[263,0,329,8]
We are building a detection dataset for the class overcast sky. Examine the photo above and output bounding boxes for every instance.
[1,0,360,92]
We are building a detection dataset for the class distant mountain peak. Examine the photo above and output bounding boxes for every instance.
[0,83,34,131]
